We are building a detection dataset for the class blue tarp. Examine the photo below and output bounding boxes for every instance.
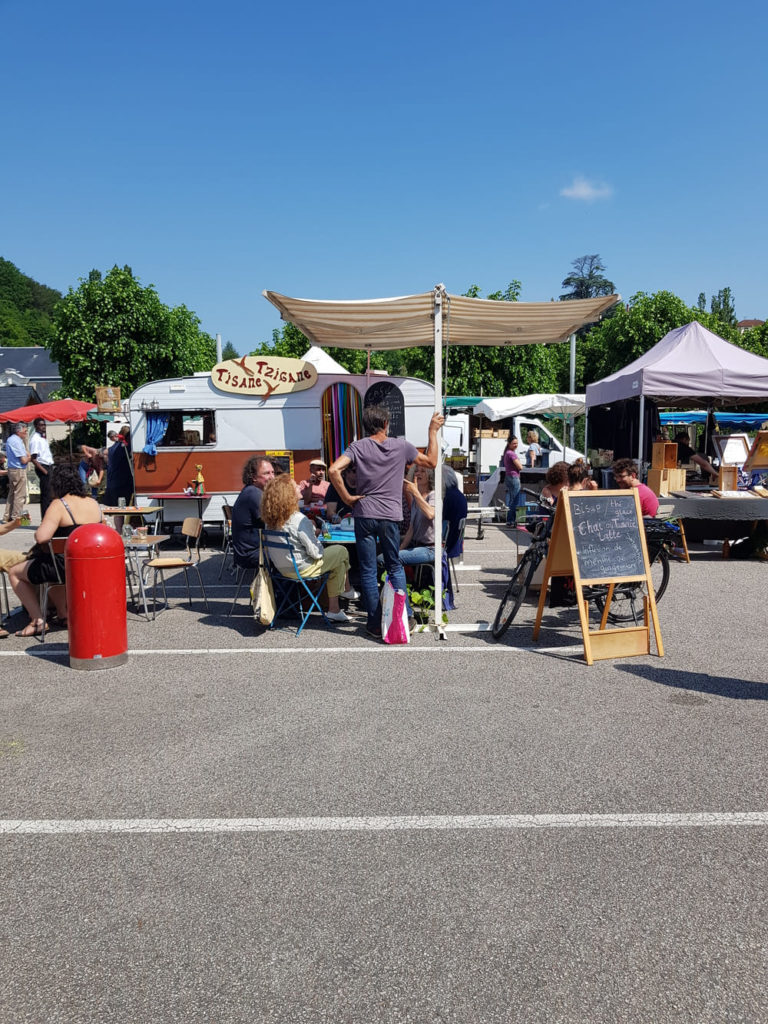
[659,411,768,427]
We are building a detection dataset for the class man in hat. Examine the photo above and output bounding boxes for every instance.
[29,418,54,517]
[298,458,330,505]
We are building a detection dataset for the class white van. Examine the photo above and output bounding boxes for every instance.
[445,412,582,473]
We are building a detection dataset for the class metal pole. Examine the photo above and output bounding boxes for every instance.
[569,333,576,448]
[216,333,223,363]
[638,395,646,468]
[433,286,445,639]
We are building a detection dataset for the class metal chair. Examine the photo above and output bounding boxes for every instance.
[39,538,68,643]
[144,517,209,619]
[446,516,467,593]
[0,569,10,623]
[228,562,256,617]
[218,502,234,580]
[262,529,331,635]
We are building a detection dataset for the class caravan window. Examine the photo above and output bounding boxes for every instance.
[158,410,217,447]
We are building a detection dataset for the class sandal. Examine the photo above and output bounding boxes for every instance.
[0,627,10,639]
[15,620,45,638]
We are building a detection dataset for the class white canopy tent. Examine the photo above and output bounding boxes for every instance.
[265,285,619,636]
[301,346,350,375]
[473,393,586,421]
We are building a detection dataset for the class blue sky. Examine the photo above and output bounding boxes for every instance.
[2,0,765,355]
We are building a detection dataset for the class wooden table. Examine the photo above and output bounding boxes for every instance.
[123,534,171,619]
[137,493,211,534]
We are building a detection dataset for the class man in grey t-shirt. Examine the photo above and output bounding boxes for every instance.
[329,405,443,637]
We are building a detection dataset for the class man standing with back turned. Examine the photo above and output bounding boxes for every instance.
[29,418,54,517]
[329,406,444,638]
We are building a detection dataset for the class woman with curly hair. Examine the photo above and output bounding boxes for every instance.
[7,464,103,638]
[261,474,357,624]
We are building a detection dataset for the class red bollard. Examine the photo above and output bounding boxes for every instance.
[65,524,128,670]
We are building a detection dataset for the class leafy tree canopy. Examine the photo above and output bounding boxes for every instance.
[221,340,239,361]
[49,265,216,401]
[579,289,742,387]
[560,254,615,301]
[0,257,61,347]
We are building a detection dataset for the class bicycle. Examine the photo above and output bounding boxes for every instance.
[491,496,680,639]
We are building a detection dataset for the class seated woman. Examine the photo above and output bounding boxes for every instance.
[8,464,103,637]
[261,474,357,624]
[539,460,570,506]
[567,460,598,491]
[397,465,435,565]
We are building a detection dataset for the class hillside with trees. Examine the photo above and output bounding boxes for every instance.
[0,258,61,347]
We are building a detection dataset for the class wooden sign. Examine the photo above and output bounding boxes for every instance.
[95,385,121,412]
[211,356,317,397]
[743,431,768,472]
[533,490,663,664]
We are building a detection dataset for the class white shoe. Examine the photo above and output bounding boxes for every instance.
[326,609,350,623]
[340,588,360,601]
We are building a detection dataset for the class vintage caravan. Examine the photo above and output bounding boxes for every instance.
[129,354,435,526]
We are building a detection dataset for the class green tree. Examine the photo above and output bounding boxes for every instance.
[0,257,61,347]
[709,286,737,328]
[579,290,742,387]
[560,254,615,300]
[49,265,216,401]
[221,340,239,361]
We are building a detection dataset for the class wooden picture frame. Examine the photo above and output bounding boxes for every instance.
[743,431,768,472]
[712,433,750,465]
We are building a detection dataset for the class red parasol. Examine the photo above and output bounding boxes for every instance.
[0,399,97,423]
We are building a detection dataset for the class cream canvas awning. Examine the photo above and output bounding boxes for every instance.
[264,288,619,350]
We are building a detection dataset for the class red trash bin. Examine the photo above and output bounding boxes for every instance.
[65,524,128,670]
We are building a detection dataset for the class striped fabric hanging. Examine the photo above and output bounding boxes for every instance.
[321,384,363,462]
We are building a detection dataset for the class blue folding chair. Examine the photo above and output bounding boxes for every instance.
[262,529,331,635]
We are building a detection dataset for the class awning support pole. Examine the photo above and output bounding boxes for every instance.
[638,395,646,467]
[569,333,576,448]
[433,285,445,640]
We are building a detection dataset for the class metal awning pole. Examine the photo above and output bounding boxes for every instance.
[638,395,646,467]
[433,286,445,640]
[569,333,576,448]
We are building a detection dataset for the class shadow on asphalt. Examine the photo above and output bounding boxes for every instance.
[616,664,768,700]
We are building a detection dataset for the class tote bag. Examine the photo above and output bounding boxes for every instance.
[250,534,276,627]
[381,576,409,645]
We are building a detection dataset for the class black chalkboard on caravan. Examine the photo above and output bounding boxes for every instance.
[568,491,646,581]
[364,381,406,438]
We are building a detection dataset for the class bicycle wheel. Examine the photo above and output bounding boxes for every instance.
[492,548,540,639]
[595,549,671,624]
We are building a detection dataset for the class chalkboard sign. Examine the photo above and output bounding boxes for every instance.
[364,381,405,438]
[569,492,646,581]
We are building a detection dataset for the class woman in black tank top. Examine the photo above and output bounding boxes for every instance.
[5,465,103,638]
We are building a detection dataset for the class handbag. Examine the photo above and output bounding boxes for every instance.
[250,533,276,627]
[381,575,409,645]
[87,469,100,487]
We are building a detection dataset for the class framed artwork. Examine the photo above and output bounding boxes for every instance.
[744,431,768,472]
[712,434,750,464]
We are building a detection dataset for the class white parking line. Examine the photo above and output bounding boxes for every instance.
[0,644,584,658]
[3,811,767,836]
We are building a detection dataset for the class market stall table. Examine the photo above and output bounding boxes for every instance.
[658,491,768,543]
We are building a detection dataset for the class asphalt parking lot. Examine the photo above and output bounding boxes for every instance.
[2,512,767,1023]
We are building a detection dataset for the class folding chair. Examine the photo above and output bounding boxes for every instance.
[228,562,255,617]
[218,502,234,580]
[262,529,331,635]
[39,538,68,643]
[0,569,10,623]
[446,516,467,593]
[144,517,209,619]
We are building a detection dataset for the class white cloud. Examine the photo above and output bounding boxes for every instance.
[560,176,614,201]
